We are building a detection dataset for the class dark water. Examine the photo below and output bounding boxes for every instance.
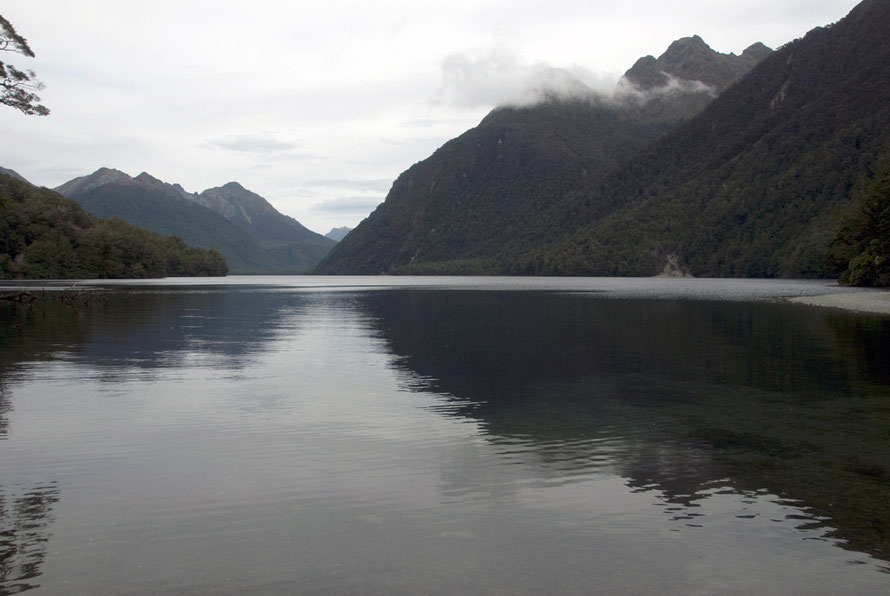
[1,277,889,594]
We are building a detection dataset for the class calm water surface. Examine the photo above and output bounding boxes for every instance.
[1,276,889,594]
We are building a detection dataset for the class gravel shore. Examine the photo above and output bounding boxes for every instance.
[787,290,890,315]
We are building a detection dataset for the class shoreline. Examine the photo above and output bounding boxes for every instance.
[786,291,890,315]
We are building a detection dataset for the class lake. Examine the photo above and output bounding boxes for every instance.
[1,276,889,594]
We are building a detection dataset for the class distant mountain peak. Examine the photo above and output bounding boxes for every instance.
[54,167,134,196]
[325,227,352,242]
[55,169,335,273]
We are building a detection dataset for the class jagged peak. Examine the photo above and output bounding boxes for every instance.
[622,35,772,93]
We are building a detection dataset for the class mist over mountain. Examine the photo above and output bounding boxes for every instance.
[319,1,890,279]
[621,36,771,94]
[57,169,335,274]
[513,0,890,278]
[315,34,772,275]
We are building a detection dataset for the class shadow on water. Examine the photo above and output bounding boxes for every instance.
[359,289,890,565]
[0,483,60,596]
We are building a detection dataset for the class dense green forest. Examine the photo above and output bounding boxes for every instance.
[0,173,227,279]
[827,159,890,286]
[511,0,890,279]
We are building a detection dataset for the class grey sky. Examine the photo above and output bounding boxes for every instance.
[0,1,857,233]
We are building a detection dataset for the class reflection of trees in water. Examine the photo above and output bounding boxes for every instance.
[0,483,60,595]
[360,290,890,565]
[0,287,310,379]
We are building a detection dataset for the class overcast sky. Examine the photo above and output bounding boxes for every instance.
[1,1,858,234]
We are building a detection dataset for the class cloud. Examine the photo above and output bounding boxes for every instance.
[615,72,718,104]
[437,43,617,109]
[204,133,314,156]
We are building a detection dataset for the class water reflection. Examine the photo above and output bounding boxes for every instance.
[361,290,890,565]
[0,483,60,595]
[0,288,310,379]
[1,283,889,592]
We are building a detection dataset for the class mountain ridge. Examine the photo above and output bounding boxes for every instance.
[56,169,335,274]
[510,0,890,277]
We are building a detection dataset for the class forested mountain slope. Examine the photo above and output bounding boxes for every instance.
[514,0,890,278]
[315,37,770,274]
[0,173,226,279]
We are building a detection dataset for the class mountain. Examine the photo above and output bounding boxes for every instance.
[325,227,352,242]
[512,0,890,278]
[195,182,335,271]
[0,172,226,279]
[622,36,771,93]
[618,36,773,123]
[57,169,335,274]
[0,166,29,183]
[319,1,890,280]
[315,35,771,275]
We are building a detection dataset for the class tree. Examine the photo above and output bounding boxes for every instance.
[829,162,890,287]
[1,14,49,115]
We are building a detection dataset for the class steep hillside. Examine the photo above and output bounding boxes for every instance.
[57,169,334,273]
[319,100,673,274]
[0,173,226,279]
[315,36,770,275]
[514,0,890,278]
[0,166,28,183]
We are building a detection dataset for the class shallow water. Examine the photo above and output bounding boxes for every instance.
[1,277,888,594]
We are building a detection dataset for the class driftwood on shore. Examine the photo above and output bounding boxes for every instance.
[0,291,38,305]
[1,288,99,309]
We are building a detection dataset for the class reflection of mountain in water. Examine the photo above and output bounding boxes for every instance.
[360,290,890,564]
[0,287,310,380]
[0,483,60,595]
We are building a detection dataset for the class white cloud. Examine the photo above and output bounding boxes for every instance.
[438,44,609,108]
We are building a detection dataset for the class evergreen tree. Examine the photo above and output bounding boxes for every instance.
[830,163,890,287]
[0,14,49,115]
